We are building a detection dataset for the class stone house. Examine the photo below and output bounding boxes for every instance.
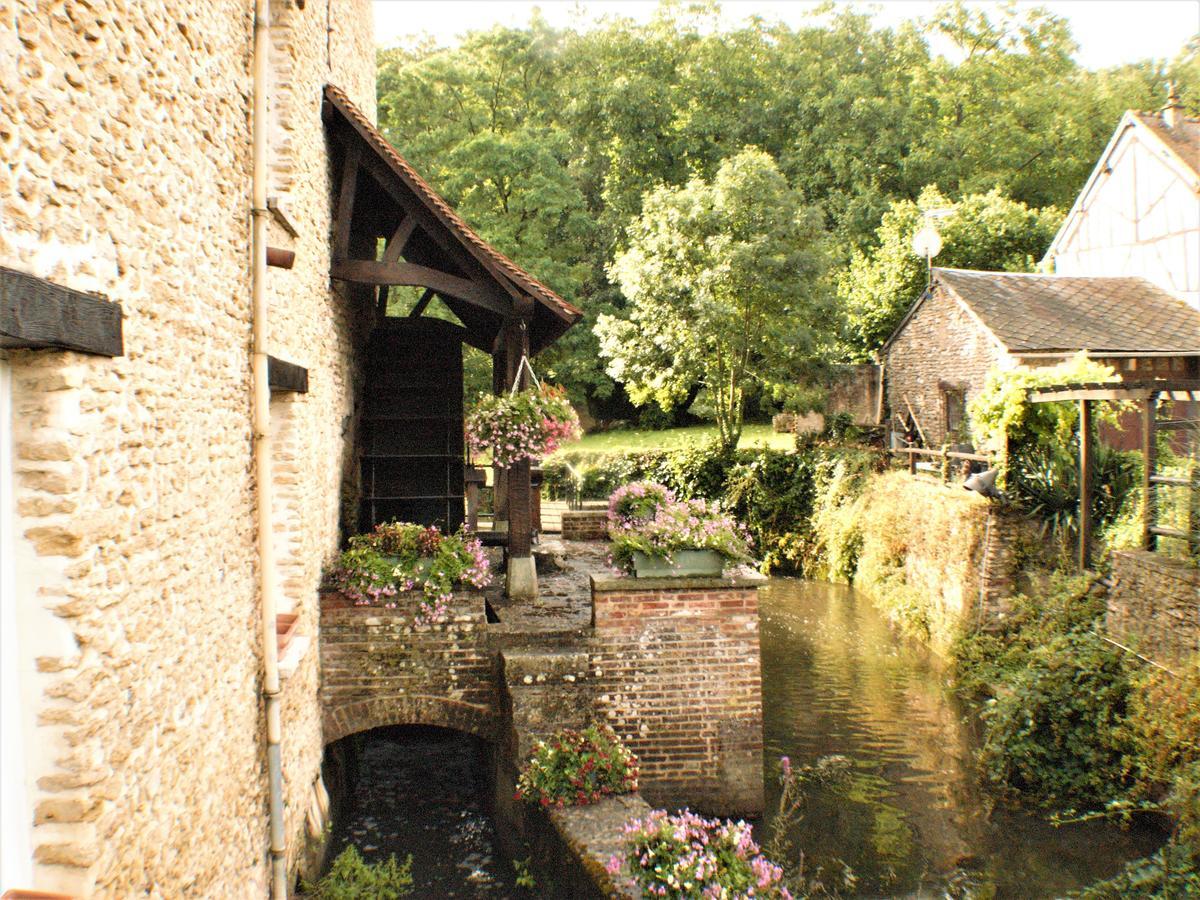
[0,2,582,897]
[882,267,1200,446]
[882,92,1200,447]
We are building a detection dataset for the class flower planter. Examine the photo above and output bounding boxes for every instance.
[631,549,725,578]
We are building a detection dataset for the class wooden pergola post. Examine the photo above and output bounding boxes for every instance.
[1078,398,1094,570]
[1142,394,1158,551]
[504,304,537,600]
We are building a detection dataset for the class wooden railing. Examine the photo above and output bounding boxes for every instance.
[888,446,993,482]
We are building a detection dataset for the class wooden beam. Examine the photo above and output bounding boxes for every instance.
[0,267,123,356]
[330,259,510,317]
[1142,396,1157,551]
[381,216,418,264]
[408,288,434,318]
[1079,398,1094,570]
[376,285,389,317]
[332,143,361,261]
[1031,387,1155,402]
[268,355,308,393]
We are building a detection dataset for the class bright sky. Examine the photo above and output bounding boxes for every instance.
[373,0,1200,70]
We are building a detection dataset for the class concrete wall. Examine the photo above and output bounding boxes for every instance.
[1107,550,1200,669]
[1049,116,1200,309]
[885,286,1013,446]
[0,1,374,894]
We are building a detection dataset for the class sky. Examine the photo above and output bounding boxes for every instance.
[372,0,1200,70]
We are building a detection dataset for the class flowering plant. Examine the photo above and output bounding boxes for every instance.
[515,723,638,808]
[607,809,790,899]
[331,522,491,624]
[608,490,754,574]
[465,383,580,468]
[608,481,677,526]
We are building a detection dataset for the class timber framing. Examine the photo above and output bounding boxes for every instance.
[321,83,581,355]
[0,266,123,356]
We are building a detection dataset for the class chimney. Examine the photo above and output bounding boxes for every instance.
[1163,82,1183,129]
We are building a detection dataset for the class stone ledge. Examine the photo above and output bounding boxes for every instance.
[590,570,767,592]
[548,793,650,899]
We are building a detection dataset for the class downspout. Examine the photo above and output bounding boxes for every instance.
[251,0,288,896]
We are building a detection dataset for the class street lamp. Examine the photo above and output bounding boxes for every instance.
[911,208,953,287]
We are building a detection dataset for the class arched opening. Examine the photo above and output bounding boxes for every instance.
[318,724,518,896]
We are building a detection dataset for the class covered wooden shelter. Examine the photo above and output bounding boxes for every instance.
[1029,379,1200,569]
[322,85,582,597]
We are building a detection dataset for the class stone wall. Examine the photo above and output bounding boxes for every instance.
[827,363,881,426]
[885,285,1012,446]
[319,590,499,745]
[589,574,765,816]
[561,510,609,542]
[0,1,375,894]
[1107,550,1200,669]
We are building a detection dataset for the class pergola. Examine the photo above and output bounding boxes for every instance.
[1028,379,1200,568]
[322,85,582,596]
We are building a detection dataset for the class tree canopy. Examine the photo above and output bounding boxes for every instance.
[376,1,1198,414]
[597,149,830,449]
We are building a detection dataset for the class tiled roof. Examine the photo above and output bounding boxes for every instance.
[933,268,1200,354]
[1132,111,1200,180]
[323,84,582,323]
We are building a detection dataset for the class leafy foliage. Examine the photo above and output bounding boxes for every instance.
[303,846,413,900]
[515,724,638,808]
[598,148,831,449]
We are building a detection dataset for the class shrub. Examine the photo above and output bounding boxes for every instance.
[303,846,413,899]
[608,481,676,525]
[466,383,580,467]
[608,496,754,574]
[515,724,638,808]
[608,809,790,899]
[331,522,491,623]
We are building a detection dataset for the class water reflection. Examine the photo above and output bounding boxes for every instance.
[327,725,517,897]
[759,579,1163,898]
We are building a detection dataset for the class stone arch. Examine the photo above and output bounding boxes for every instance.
[323,695,497,746]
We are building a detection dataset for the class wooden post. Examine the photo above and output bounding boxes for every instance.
[908,449,916,475]
[491,344,509,526]
[1142,395,1158,551]
[1078,399,1094,570]
[504,307,537,600]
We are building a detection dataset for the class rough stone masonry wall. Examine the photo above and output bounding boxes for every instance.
[589,575,765,816]
[1107,550,1200,669]
[0,1,374,895]
[885,285,1012,446]
[319,590,499,745]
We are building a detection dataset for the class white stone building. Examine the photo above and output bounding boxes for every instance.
[1044,89,1200,309]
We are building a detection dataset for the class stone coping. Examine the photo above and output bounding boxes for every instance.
[590,569,767,592]
[548,793,650,898]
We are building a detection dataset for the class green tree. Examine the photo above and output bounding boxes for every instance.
[597,149,830,450]
[838,185,1062,359]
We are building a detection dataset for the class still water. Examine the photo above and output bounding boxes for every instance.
[330,581,1163,898]
[759,579,1164,898]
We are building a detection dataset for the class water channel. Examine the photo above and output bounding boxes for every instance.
[327,579,1163,898]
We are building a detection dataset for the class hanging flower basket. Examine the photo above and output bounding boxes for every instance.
[466,382,580,468]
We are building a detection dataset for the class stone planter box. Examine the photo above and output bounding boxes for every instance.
[630,549,724,578]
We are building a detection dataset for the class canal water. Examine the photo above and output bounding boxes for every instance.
[759,579,1164,899]
[328,580,1163,898]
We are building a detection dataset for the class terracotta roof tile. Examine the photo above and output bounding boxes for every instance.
[323,84,582,322]
[934,268,1200,354]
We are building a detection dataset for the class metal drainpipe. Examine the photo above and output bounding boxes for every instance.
[251,0,288,896]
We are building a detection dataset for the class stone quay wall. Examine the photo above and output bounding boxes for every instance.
[1107,550,1200,669]
[0,1,374,895]
[589,574,765,816]
[319,590,499,745]
[561,509,610,542]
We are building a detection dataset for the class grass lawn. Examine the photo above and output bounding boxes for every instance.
[553,423,793,455]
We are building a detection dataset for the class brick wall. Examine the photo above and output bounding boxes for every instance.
[1107,550,1200,668]
[562,510,609,542]
[588,575,765,816]
[0,2,374,894]
[319,590,499,745]
[885,285,1012,446]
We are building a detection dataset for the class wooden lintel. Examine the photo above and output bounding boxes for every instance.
[331,259,510,317]
[268,355,308,393]
[381,217,418,264]
[1030,387,1155,402]
[0,267,123,356]
[333,143,361,261]
[408,288,435,318]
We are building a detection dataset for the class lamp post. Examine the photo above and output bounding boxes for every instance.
[911,208,953,287]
